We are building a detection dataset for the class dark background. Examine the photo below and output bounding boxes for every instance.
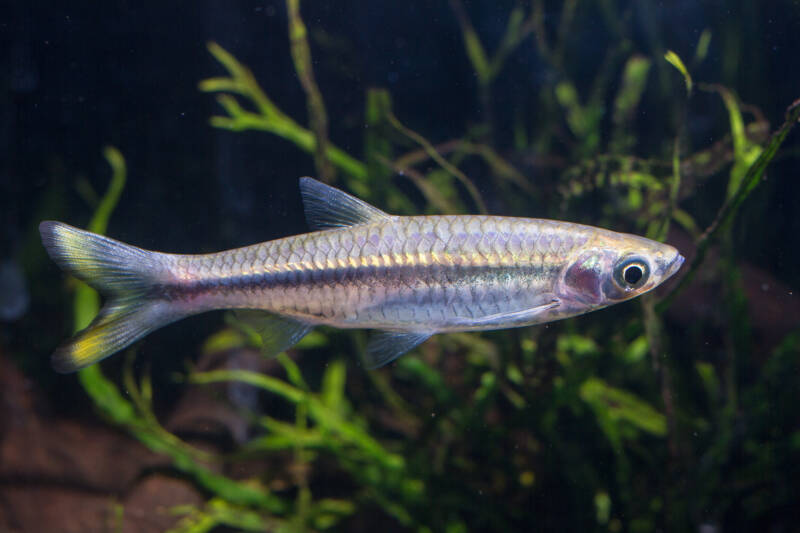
[4,1,799,251]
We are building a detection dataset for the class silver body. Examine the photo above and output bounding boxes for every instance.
[170,216,595,332]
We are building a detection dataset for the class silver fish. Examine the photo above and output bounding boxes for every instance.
[40,177,684,373]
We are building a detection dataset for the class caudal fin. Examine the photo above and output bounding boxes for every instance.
[40,221,179,373]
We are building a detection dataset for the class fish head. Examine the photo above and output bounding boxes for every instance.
[555,231,684,312]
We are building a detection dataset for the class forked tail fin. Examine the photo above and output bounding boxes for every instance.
[40,221,180,373]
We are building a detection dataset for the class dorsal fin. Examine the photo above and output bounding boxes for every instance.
[299,177,392,230]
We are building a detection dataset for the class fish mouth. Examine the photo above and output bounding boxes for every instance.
[665,253,685,279]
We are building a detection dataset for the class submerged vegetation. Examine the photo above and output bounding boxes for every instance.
[29,2,799,532]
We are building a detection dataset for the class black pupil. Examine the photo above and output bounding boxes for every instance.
[623,265,643,285]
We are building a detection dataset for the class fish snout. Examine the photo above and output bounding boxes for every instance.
[641,247,684,287]
[662,252,685,280]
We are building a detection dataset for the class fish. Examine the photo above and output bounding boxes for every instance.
[40,177,684,373]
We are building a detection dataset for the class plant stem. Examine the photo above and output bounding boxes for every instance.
[385,111,487,214]
[286,0,334,183]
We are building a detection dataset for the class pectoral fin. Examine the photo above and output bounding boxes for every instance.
[453,297,561,327]
[365,331,433,369]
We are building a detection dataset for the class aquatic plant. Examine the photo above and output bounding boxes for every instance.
[55,2,799,531]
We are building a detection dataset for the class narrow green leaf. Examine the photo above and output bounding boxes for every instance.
[463,27,490,82]
[580,377,667,437]
[623,335,649,363]
[664,50,692,95]
[320,359,347,413]
[694,29,712,63]
[594,491,611,524]
[278,352,309,391]
[695,361,720,402]
[613,55,651,124]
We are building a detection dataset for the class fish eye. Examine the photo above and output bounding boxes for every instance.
[614,258,649,289]
[623,264,643,284]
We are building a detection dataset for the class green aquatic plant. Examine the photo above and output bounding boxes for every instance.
[199,42,366,183]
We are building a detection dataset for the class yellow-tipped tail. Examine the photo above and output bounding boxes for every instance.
[40,221,178,373]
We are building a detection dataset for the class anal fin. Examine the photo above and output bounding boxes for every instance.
[230,310,313,357]
[365,331,433,369]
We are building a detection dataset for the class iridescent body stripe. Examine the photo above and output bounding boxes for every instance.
[167,216,592,332]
